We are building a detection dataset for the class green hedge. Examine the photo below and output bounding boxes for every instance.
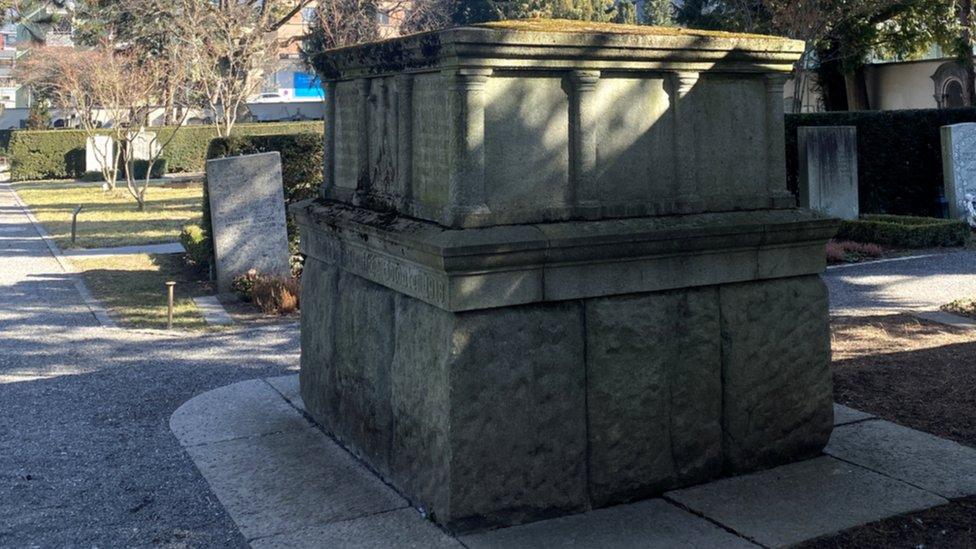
[180,224,212,271]
[9,121,323,181]
[786,109,976,218]
[837,214,971,248]
[194,132,323,271]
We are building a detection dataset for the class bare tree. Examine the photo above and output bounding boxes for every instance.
[178,0,314,138]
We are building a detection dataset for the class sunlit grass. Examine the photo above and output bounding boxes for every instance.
[71,253,214,331]
[14,180,203,249]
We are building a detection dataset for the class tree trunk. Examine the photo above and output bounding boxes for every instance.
[816,49,849,111]
[843,66,871,111]
[961,0,975,106]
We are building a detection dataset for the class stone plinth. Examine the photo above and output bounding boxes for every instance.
[206,152,291,293]
[297,20,837,534]
[86,135,114,174]
[798,126,859,220]
[941,123,976,221]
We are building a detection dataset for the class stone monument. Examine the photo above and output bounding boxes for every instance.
[797,126,859,220]
[129,130,161,161]
[85,135,114,174]
[295,20,839,533]
[206,152,291,293]
[942,123,976,222]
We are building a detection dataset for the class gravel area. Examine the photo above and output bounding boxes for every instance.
[825,250,976,316]
[0,183,299,547]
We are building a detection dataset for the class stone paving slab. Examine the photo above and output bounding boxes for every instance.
[666,456,947,548]
[170,379,308,446]
[461,499,758,549]
[186,427,407,542]
[62,241,185,258]
[192,296,235,326]
[833,403,875,426]
[250,508,461,549]
[826,420,976,499]
[266,374,305,412]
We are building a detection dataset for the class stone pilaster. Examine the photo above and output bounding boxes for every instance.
[569,70,601,217]
[322,81,337,196]
[444,68,492,227]
[764,74,792,206]
[668,72,700,211]
[355,78,372,205]
[396,74,414,209]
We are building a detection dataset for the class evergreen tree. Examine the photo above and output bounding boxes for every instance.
[643,0,673,26]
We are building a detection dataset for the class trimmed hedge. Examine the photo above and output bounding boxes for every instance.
[194,131,323,272]
[9,121,322,181]
[837,214,971,248]
[786,109,976,218]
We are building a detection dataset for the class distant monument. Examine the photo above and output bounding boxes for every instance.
[295,21,839,533]
[85,135,114,174]
[942,123,976,222]
[797,126,859,220]
[129,130,160,161]
[206,152,290,293]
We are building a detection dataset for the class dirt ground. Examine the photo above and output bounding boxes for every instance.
[798,314,976,548]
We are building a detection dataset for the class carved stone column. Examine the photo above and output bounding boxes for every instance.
[354,78,371,205]
[765,74,793,207]
[569,70,600,217]
[444,68,492,227]
[322,81,337,195]
[396,74,414,209]
[669,72,700,211]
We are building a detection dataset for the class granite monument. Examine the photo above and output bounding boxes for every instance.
[295,20,839,533]
[942,122,976,222]
[797,126,859,220]
[206,152,291,293]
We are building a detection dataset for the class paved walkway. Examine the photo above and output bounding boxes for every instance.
[0,182,299,547]
[825,250,976,316]
[172,375,976,548]
[62,241,186,258]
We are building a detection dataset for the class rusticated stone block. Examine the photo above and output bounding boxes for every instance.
[586,288,722,505]
[719,275,834,472]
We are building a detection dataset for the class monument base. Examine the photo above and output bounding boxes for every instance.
[294,199,838,533]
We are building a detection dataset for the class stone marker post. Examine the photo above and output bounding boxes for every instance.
[942,123,976,222]
[295,20,839,533]
[797,126,859,220]
[206,152,291,293]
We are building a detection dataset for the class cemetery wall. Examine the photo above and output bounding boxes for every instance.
[8,121,322,181]
[786,108,976,217]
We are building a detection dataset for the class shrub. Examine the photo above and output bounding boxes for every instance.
[8,121,322,181]
[252,275,300,315]
[836,214,971,248]
[826,240,884,264]
[231,269,260,302]
[786,108,976,218]
[203,132,323,271]
[180,224,212,270]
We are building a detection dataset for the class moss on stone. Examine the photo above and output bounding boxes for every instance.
[475,18,790,42]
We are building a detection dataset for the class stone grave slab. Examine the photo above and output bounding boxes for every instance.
[129,130,160,161]
[206,152,291,293]
[942,122,976,222]
[666,456,946,548]
[826,419,976,499]
[251,508,461,549]
[797,126,859,220]
[833,403,875,426]
[85,135,114,174]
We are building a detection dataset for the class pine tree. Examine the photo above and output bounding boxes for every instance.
[643,0,672,26]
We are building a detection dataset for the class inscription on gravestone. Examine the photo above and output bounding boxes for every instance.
[941,123,976,222]
[797,126,859,220]
[206,152,291,293]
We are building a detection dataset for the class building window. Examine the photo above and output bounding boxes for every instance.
[944,79,965,109]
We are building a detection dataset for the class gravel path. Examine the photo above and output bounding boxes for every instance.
[825,250,976,316]
[0,183,299,547]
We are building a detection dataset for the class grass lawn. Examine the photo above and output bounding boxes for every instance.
[14,180,203,249]
[72,253,213,330]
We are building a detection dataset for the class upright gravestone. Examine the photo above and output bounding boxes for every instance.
[206,152,291,293]
[941,123,976,221]
[129,130,160,161]
[85,135,114,174]
[295,21,839,533]
[797,126,859,220]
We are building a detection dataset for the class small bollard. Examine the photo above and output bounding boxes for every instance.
[165,281,176,330]
[70,205,83,246]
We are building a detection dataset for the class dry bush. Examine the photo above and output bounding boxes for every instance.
[826,240,884,263]
[252,275,300,315]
